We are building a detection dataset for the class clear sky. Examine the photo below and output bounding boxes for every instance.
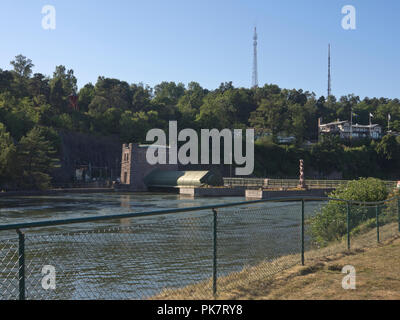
[0,0,399,99]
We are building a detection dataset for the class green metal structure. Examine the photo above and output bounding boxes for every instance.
[144,170,223,188]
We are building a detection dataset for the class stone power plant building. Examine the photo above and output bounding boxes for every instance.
[120,143,178,191]
[120,143,223,191]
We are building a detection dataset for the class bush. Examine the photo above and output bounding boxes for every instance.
[381,189,400,224]
[308,178,389,247]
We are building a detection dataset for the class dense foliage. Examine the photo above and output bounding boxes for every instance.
[1,55,400,189]
[308,178,390,247]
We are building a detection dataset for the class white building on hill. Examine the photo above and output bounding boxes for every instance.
[318,118,382,140]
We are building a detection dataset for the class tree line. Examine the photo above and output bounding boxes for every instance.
[0,55,400,189]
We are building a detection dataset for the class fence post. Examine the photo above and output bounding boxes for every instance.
[398,197,400,233]
[301,199,305,266]
[376,205,380,243]
[16,229,25,300]
[347,202,351,250]
[212,209,218,298]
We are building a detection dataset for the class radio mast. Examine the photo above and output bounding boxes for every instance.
[252,27,259,88]
[327,44,331,98]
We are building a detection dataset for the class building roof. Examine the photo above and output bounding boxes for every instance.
[319,120,381,129]
[144,170,223,188]
[352,124,380,128]
[319,121,348,127]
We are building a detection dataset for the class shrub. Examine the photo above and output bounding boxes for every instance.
[308,178,389,247]
[381,189,400,224]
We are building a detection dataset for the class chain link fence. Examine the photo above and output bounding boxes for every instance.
[0,239,19,299]
[304,198,400,263]
[1,196,399,300]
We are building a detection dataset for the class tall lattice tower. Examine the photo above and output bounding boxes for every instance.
[252,27,259,88]
[327,44,331,98]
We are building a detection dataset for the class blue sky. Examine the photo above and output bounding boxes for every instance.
[0,0,399,99]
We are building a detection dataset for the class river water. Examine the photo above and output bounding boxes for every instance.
[0,193,324,300]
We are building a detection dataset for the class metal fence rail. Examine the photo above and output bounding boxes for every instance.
[0,196,399,300]
[223,178,398,190]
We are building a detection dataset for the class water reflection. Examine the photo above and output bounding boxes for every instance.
[0,193,324,300]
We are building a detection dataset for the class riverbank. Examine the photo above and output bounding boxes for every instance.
[152,222,400,300]
[247,235,400,300]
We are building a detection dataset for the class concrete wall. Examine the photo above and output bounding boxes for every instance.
[179,187,246,197]
[245,189,334,199]
[52,131,122,184]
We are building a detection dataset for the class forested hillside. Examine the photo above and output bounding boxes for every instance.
[1,55,400,190]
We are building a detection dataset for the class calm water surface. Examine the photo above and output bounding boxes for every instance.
[0,193,324,299]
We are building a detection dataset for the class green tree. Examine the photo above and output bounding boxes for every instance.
[154,81,185,106]
[0,122,17,187]
[10,54,34,78]
[376,134,399,161]
[77,83,95,113]
[0,95,40,140]
[196,92,238,129]
[28,73,50,102]
[0,69,14,94]
[10,55,34,97]
[50,65,77,96]
[288,103,306,144]
[16,127,60,190]
[177,82,207,127]
[131,83,152,112]
[249,96,287,137]
[120,110,160,143]
[92,77,132,111]
[310,136,344,176]
[50,78,67,112]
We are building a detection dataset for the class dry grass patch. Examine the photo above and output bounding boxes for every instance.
[151,222,400,300]
[263,237,400,300]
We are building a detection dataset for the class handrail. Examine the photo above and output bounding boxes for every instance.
[223,178,398,189]
[0,195,398,232]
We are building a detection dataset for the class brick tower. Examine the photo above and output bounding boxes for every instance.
[120,143,178,191]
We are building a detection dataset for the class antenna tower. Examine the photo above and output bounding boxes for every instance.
[328,44,331,98]
[252,27,259,88]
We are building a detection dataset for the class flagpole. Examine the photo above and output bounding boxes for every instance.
[350,107,353,140]
[369,113,372,138]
